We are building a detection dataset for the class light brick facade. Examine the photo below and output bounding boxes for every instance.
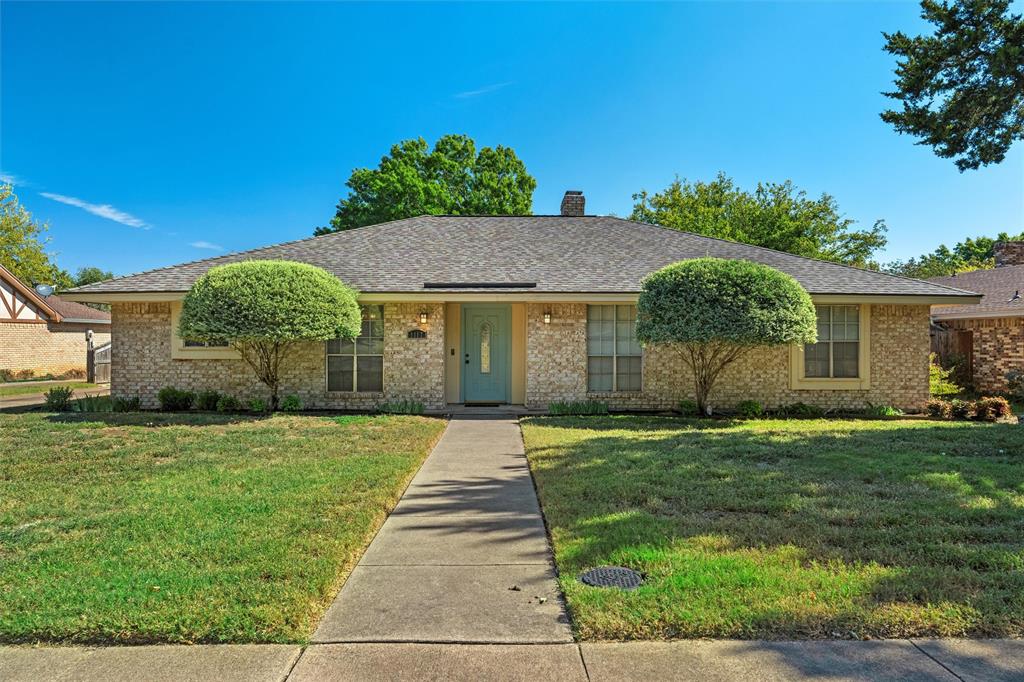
[112,301,931,413]
[0,322,110,378]
[940,316,1024,394]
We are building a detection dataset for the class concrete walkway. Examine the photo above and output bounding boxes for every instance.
[311,416,572,644]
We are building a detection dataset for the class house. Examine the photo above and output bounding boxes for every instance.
[64,191,979,412]
[928,241,1024,393]
[1,264,111,379]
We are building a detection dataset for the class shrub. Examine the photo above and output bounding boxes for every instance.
[637,257,816,415]
[216,395,243,412]
[777,402,824,418]
[379,399,425,415]
[929,353,962,397]
[113,396,141,412]
[926,399,953,419]
[179,260,361,410]
[548,400,609,416]
[950,399,976,420]
[0,369,12,382]
[678,399,699,416]
[975,396,1012,422]
[44,386,75,411]
[75,394,112,412]
[735,400,764,418]
[280,394,302,412]
[196,390,222,411]
[1007,369,1024,402]
[863,403,904,418]
[248,398,268,413]
[157,386,195,411]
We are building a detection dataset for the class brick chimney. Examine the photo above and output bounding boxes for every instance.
[560,190,585,216]
[994,241,1024,267]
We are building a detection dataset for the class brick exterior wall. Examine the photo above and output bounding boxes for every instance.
[0,321,110,377]
[524,303,931,412]
[941,316,1024,394]
[111,302,444,410]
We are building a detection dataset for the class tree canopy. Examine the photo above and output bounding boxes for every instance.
[316,134,536,234]
[883,230,1024,278]
[70,266,115,287]
[636,258,817,414]
[0,184,71,289]
[179,260,361,408]
[882,0,1024,171]
[629,173,888,267]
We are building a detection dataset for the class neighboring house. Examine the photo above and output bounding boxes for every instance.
[0,264,111,379]
[65,191,978,412]
[928,241,1024,394]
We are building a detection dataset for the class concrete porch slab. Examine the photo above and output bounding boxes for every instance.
[311,564,572,644]
[289,643,586,681]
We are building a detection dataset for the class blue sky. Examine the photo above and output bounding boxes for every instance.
[2,1,1021,277]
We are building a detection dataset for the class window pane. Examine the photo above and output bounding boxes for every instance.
[357,337,383,356]
[183,339,205,348]
[587,305,614,356]
[480,323,491,374]
[356,356,383,392]
[616,356,642,391]
[833,342,859,378]
[815,306,831,341]
[587,356,613,392]
[804,342,830,377]
[615,305,641,357]
[327,355,353,392]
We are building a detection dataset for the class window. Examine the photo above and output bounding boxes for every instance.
[587,305,642,392]
[183,339,229,348]
[327,305,384,392]
[805,305,860,378]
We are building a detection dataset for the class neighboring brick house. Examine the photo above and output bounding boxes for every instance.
[65,192,979,412]
[1,264,111,379]
[928,242,1024,394]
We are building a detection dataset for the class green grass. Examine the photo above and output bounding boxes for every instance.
[0,412,445,644]
[521,416,1024,640]
[0,381,96,398]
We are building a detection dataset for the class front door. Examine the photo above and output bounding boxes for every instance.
[462,304,510,403]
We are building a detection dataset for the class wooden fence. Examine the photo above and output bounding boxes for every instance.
[88,341,112,384]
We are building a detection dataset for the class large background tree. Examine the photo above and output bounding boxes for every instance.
[0,184,71,289]
[179,260,361,409]
[882,0,1024,171]
[70,266,115,287]
[883,229,1024,278]
[316,134,536,234]
[636,258,817,416]
[630,173,888,267]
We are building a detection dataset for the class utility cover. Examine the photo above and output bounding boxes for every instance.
[579,566,644,590]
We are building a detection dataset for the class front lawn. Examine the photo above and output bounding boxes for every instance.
[0,412,445,644]
[522,416,1024,640]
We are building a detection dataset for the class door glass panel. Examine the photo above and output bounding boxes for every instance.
[480,323,491,374]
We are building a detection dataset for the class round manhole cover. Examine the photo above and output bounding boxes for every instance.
[579,566,644,590]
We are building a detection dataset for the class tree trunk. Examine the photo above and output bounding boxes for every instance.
[679,342,749,416]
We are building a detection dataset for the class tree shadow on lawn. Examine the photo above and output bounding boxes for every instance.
[44,411,272,427]
[525,417,1024,638]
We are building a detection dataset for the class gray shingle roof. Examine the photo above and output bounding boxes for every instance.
[69,215,979,298]
[929,265,1024,318]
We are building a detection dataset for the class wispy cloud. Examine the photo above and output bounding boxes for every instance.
[454,81,513,99]
[39,191,149,229]
[0,171,26,186]
[190,240,223,251]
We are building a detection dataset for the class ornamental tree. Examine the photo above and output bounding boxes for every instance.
[636,258,817,415]
[179,260,361,410]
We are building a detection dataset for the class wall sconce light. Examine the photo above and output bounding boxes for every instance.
[419,311,429,325]
[543,311,552,324]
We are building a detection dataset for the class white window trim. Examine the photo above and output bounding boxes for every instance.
[790,303,871,390]
[169,301,239,360]
[586,304,644,394]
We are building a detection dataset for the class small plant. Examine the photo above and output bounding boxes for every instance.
[777,402,824,418]
[548,400,609,416]
[863,403,904,418]
[0,369,12,382]
[216,395,243,412]
[735,400,764,418]
[113,396,142,412]
[926,398,953,419]
[248,398,268,413]
[379,399,425,415]
[929,354,962,397]
[196,390,222,411]
[1007,369,1024,402]
[678,399,699,416]
[157,386,195,411]
[950,399,976,420]
[974,396,1012,422]
[44,386,75,411]
[75,394,113,412]
[280,394,302,412]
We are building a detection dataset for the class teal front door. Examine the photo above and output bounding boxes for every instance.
[462,304,511,403]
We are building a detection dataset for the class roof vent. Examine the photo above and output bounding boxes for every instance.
[1010,290,1021,303]
[560,190,585,217]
